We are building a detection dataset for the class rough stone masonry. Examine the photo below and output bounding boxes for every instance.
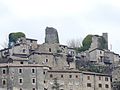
[45,27,59,44]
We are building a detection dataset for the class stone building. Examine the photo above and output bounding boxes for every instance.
[45,70,111,90]
[0,64,111,90]
[0,64,50,90]
[90,33,108,51]
[112,66,120,90]
[77,33,120,66]
[89,48,105,64]
[0,27,112,90]
[88,48,120,65]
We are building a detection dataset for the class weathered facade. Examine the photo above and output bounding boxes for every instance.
[45,70,111,90]
[0,64,50,90]
[0,64,111,90]
[0,27,113,90]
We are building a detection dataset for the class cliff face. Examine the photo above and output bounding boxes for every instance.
[45,27,59,44]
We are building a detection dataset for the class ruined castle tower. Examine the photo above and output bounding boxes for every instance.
[45,27,59,44]
[102,33,108,50]
[90,33,108,50]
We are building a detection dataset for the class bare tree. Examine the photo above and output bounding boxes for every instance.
[66,39,82,48]
[0,37,8,49]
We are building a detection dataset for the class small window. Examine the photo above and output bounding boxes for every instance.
[19,78,23,84]
[32,69,35,74]
[44,88,47,90]
[61,75,63,78]
[33,88,35,90]
[44,80,46,83]
[87,76,90,80]
[43,71,45,75]
[99,84,102,88]
[105,77,108,81]
[76,75,78,78]
[50,74,53,78]
[32,78,36,84]
[2,79,6,85]
[69,75,72,78]
[30,40,33,43]
[99,76,101,80]
[46,59,48,62]
[105,84,109,88]
[19,69,23,74]
[87,83,91,87]
[23,49,26,53]
[2,69,6,74]
[49,48,51,52]
[20,62,23,64]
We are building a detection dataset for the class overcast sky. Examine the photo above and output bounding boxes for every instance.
[0,0,120,54]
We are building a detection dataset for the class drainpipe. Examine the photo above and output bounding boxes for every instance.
[36,67,38,90]
[94,74,96,90]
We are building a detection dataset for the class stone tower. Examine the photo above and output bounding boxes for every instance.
[102,33,108,49]
[45,27,59,44]
[89,33,108,50]
[90,36,99,50]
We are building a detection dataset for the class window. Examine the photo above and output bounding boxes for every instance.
[87,76,90,80]
[49,48,51,52]
[99,76,101,80]
[50,74,53,78]
[105,77,108,81]
[44,80,46,83]
[76,75,78,78]
[33,88,35,90]
[2,69,6,74]
[69,75,72,78]
[87,83,91,87]
[30,40,33,43]
[20,88,22,90]
[19,78,23,84]
[32,68,35,74]
[44,88,47,90]
[32,78,36,84]
[105,84,109,88]
[61,75,63,78]
[99,84,102,88]
[20,62,23,64]
[43,71,45,75]
[19,69,23,74]
[46,59,48,62]
[23,49,26,53]
[2,79,6,85]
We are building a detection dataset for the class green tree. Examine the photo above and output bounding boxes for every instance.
[78,35,93,52]
[77,34,107,52]
[8,32,26,47]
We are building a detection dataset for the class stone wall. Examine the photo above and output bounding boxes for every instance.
[45,27,59,44]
